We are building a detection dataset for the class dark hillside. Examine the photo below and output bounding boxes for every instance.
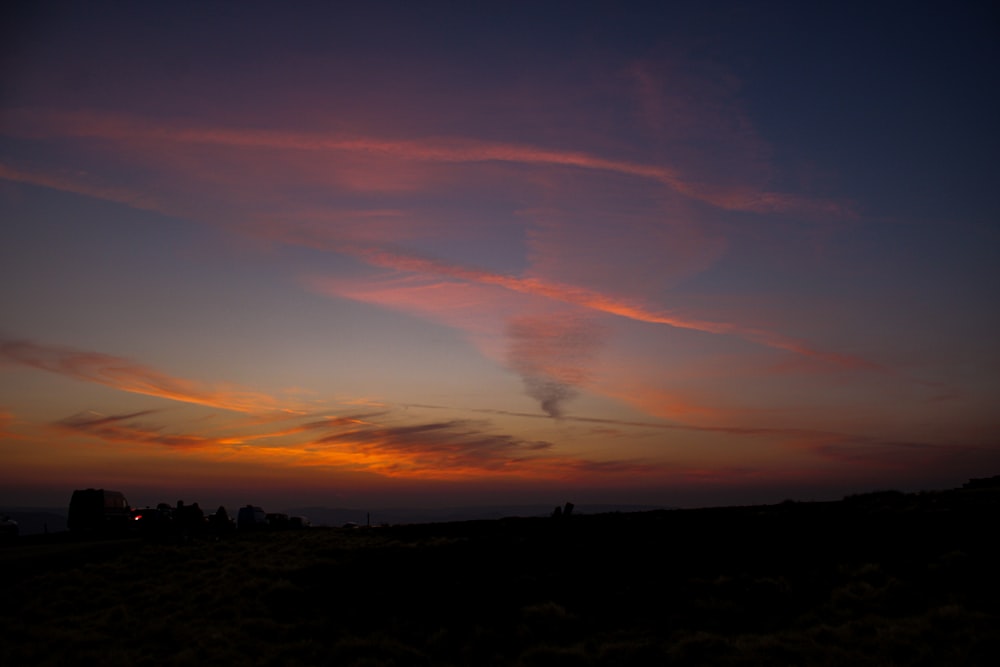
[2,486,998,666]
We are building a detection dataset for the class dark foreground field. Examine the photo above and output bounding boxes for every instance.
[3,488,999,666]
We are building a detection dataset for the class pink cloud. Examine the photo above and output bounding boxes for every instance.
[305,273,531,344]
[1,108,848,215]
[2,107,869,374]
[329,245,880,370]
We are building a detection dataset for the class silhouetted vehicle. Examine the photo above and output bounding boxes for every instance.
[67,488,132,534]
[131,505,174,538]
[265,512,290,529]
[237,505,267,530]
[289,516,310,529]
[0,514,18,541]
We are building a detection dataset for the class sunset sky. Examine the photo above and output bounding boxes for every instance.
[2,2,998,512]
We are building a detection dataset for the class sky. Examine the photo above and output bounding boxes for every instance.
[2,1,998,512]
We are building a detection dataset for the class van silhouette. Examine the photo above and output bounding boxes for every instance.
[67,488,132,534]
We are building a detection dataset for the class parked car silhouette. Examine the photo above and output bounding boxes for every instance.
[237,505,267,530]
[68,489,132,534]
[131,504,174,538]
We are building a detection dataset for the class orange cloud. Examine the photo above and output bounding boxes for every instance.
[50,408,388,451]
[46,403,662,483]
[307,420,548,478]
[54,402,990,490]
[305,419,657,481]
[0,340,295,414]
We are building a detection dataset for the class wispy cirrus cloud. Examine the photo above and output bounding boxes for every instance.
[307,418,657,480]
[0,94,874,441]
[314,420,551,473]
[313,245,880,370]
[6,338,620,480]
[432,403,1000,486]
[405,402,839,440]
[0,340,297,414]
[306,245,881,423]
[1,106,870,374]
[0,162,162,212]
[48,403,655,482]
[306,274,528,342]
[51,408,389,451]
[48,392,992,487]
[1,108,848,216]
[54,410,220,449]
